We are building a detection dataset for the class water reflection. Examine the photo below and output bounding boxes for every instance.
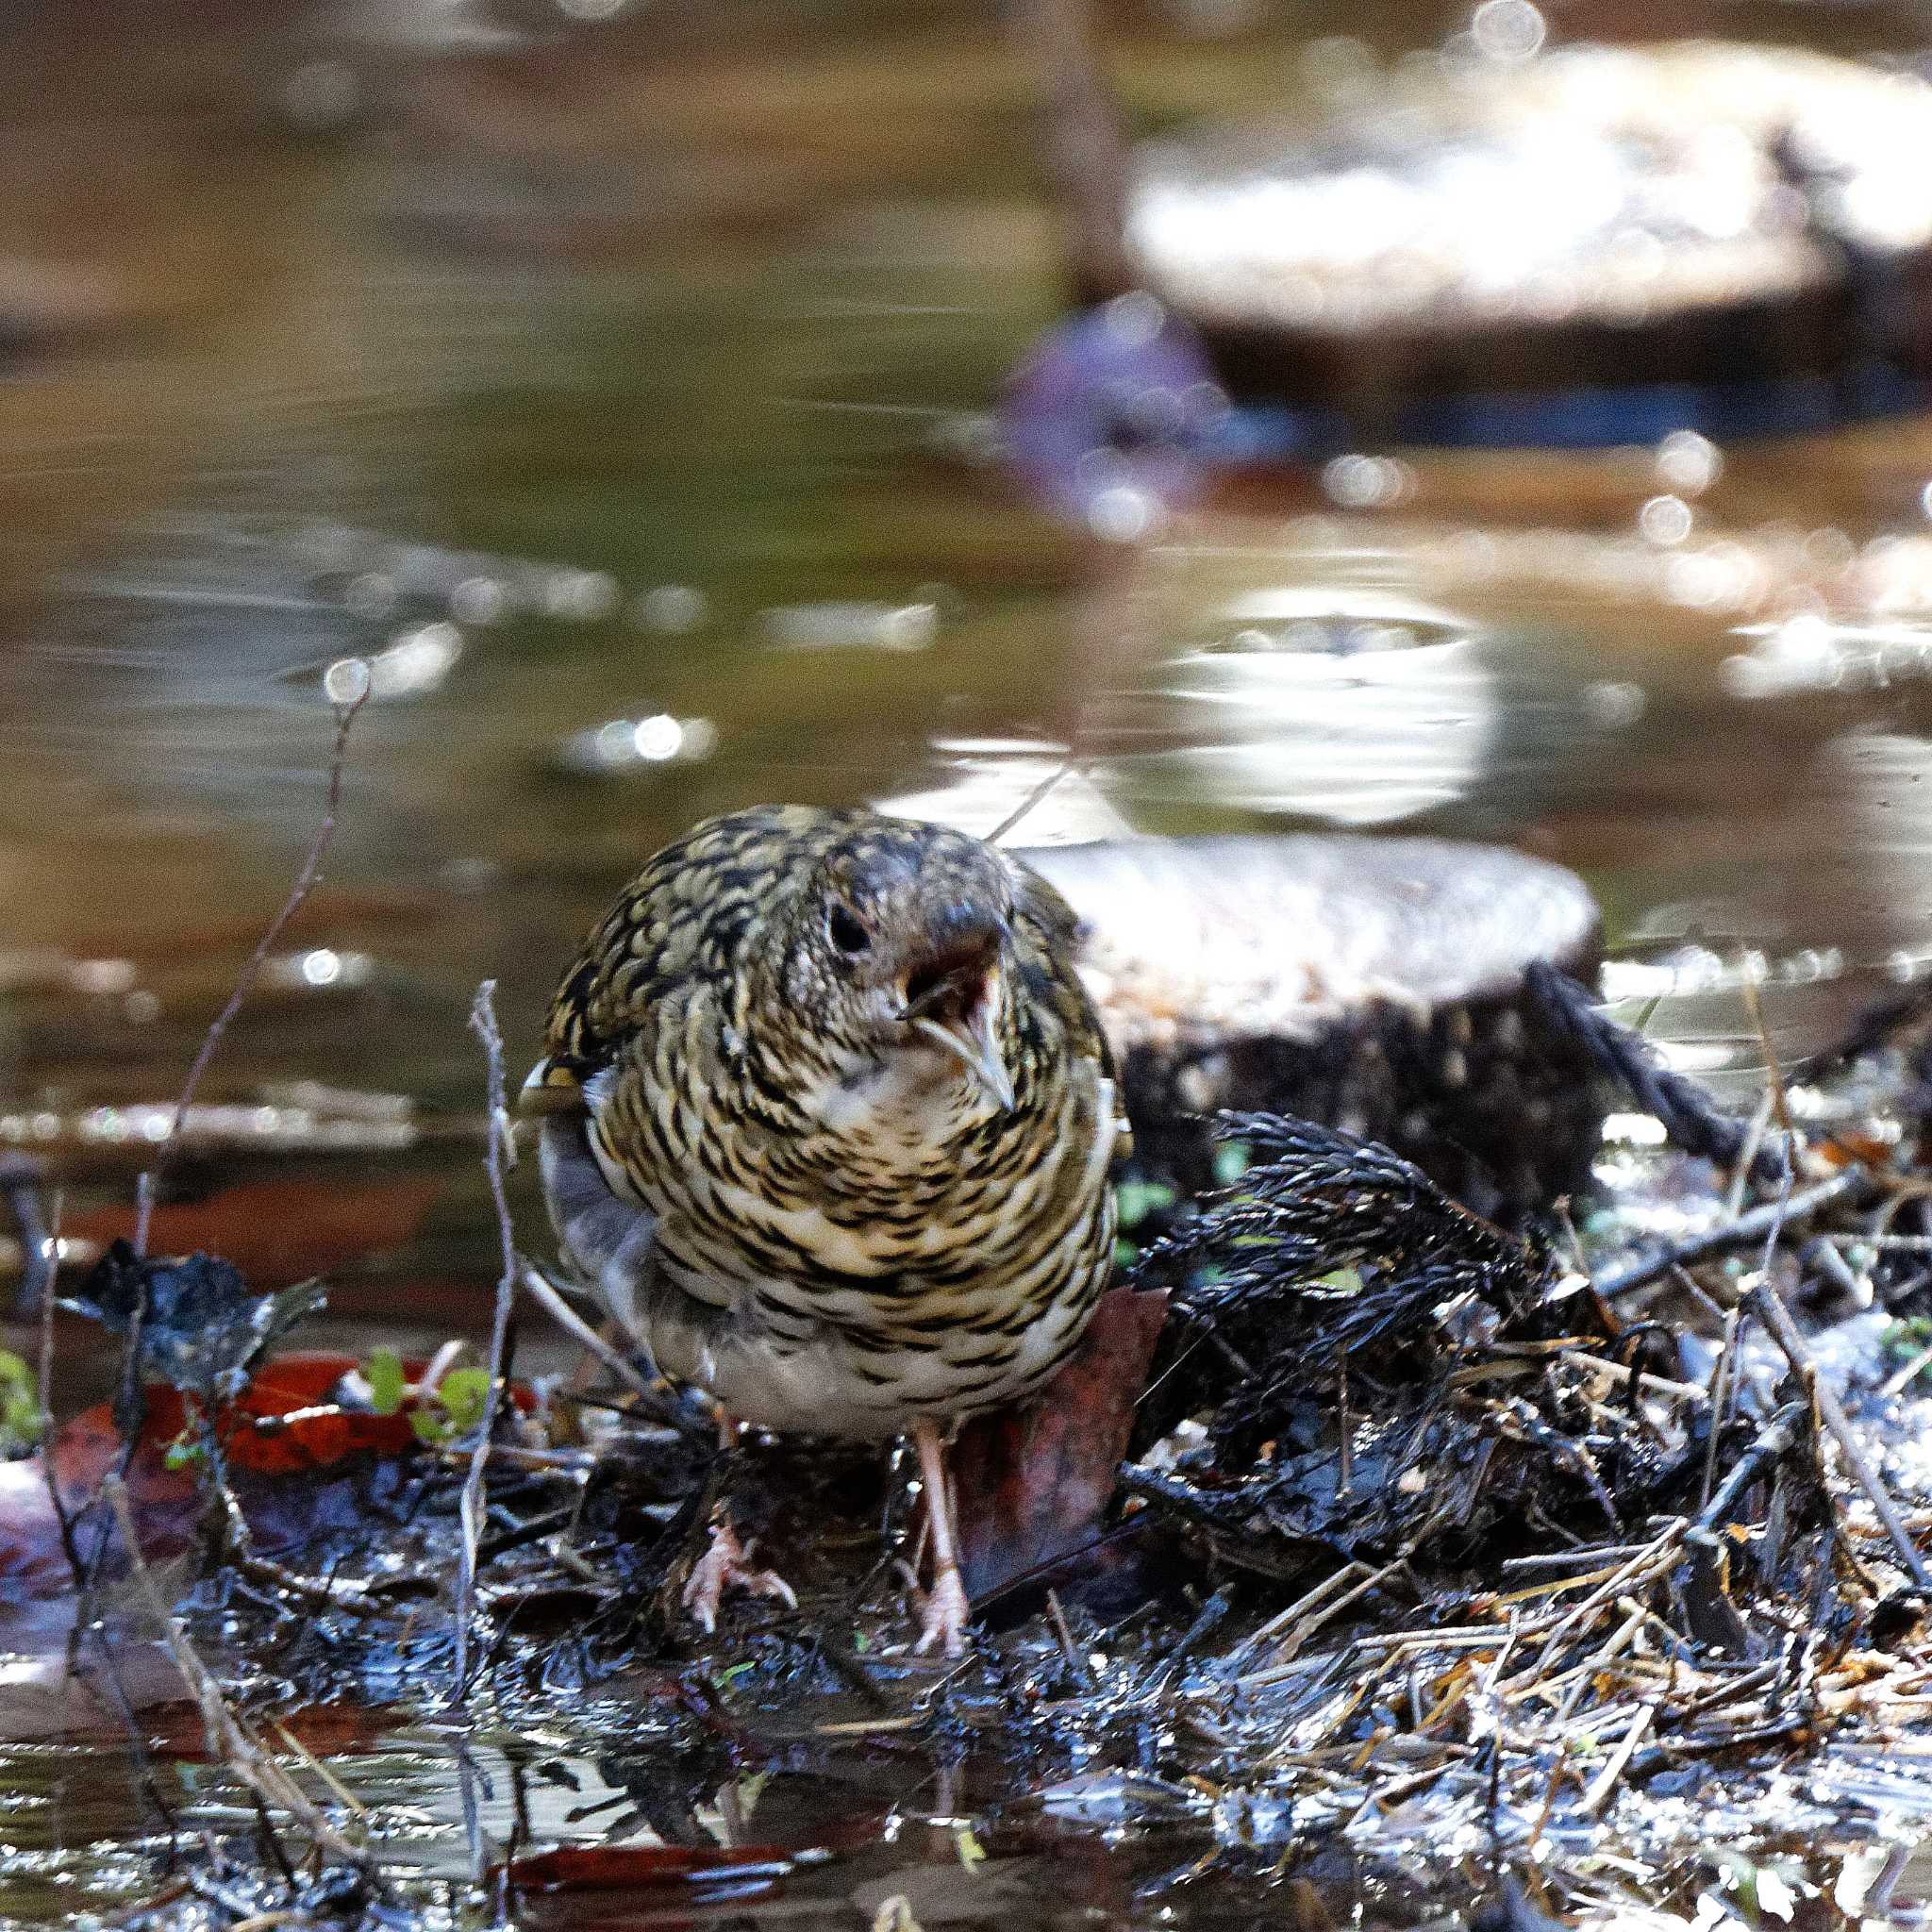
[18,0,1932,1915]
[1119,584,1499,825]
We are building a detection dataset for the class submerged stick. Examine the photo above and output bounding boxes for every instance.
[1746,1278,1932,1591]
[453,979,520,1704]
[103,1476,372,1872]
[34,1188,87,1594]
[134,676,369,1255]
[1593,1169,1868,1298]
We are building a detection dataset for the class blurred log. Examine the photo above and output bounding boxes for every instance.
[1111,42,1932,445]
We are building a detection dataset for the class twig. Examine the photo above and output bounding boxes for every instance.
[1722,1091,1779,1223]
[1699,1307,1741,1512]
[1694,1402,1804,1534]
[1046,1588,1093,1689]
[2,1153,55,1316]
[453,979,519,1704]
[134,679,368,1255]
[516,1258,658,1406]
[1554,1350,1708,1404]
[103,1476,373,1872]
[35,1188,87,1593]
[989,758,1081,847]
[270,1720,368,1820]
[1746,1279,1932,1590]
[1879,1335,1932,1399]
[1739,969,1795,1146]
[1578,1700,1657,1815]
[1593,1169,1868,1298]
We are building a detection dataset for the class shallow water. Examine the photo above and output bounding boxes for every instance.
[10,0,1932,1922]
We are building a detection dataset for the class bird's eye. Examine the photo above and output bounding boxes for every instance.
[827,904,871,956]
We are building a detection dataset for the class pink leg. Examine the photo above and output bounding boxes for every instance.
[681,1412,797,1632]
[911,1419,971,1658]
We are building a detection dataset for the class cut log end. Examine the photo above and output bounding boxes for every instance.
[1024,833,1605,1222]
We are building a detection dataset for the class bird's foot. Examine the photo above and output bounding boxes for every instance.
[682,1515,797,1633]
[912,1562,971,1659]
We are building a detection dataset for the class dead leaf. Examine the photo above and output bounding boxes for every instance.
[952,1284,1169,1600]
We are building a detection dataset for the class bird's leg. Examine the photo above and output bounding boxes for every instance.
[681,1411,798,1634]
[910,1419,971,1658]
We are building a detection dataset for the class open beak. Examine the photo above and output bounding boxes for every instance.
[903,958,1015,1111]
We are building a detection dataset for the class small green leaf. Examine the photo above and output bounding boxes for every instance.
[952,1825,986,1873]
[0,1349,43,1457]
[410,1407,455,1446]
[1211,1141,1253,1186]
[163,1434,206,1470]
[437,1368,491,1434]
[1115,1179,1176,1230]
[364,1347,406,1416]
[1310,1265,1364,1295]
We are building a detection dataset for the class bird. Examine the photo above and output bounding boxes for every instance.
[518,803,1126,1657]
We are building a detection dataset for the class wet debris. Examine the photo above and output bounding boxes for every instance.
[68,1241,326,1410]
[17,888,1932,1929]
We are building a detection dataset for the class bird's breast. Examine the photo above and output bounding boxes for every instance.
[642,1050,1113,1304]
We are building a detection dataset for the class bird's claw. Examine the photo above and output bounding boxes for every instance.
[682,1517,797,1633]
[912,1564,971,1659]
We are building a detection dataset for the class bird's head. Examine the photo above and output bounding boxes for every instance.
[773,820,1020,1111]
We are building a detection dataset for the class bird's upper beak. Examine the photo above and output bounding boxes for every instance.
[900,923,1015,1111]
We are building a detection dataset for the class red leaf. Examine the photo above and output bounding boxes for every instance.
[0,1403,201,1591]
[212,1356,420,1474]
[0,1351,536,1591]
[952,1284,1170,1600]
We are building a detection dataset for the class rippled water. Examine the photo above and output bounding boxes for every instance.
[11,0,1932,1920]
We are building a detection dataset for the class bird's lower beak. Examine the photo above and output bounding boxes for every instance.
[908,966,1016,1111]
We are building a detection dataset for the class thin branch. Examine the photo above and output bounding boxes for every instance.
[1746,1277,1932,1591]
[517,1258,658,1406]
[989,758,1082,847]
[1592,1169,1868,1299]
[34,1187,86,1593]
[134,681,369,1254]
[2,1153,55,1316]
[452,979,519,1704]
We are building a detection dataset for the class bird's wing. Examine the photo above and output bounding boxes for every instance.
[535,1113,659,1343]
[521,805,812,1114]
[520,890,655,1113]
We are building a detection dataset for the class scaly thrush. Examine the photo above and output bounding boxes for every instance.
[520,804,1124,1655]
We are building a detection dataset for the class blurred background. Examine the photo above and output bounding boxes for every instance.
[9,0,1932,1351]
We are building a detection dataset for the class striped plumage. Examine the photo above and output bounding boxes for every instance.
[522,805,1125,1650]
